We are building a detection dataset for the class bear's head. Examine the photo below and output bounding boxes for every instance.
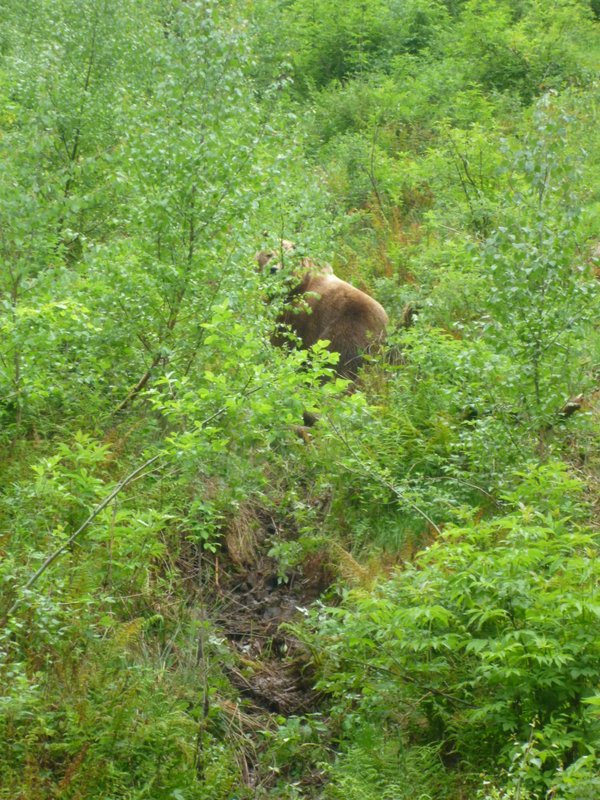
[256,239,333,281]
[255,239,295,274]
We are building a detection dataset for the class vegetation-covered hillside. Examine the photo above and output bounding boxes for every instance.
[1,1,600,797]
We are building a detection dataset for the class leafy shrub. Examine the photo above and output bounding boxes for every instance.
[298,464,600,796]
[286,0,449,90]
[446,0,595,102]
[480,97,598,430]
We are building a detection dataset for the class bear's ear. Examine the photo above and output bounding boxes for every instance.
[299,257,334,276]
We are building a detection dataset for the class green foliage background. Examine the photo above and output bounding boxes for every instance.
[1,0,599,797]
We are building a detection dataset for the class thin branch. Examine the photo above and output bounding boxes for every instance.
[428,475,502,507]
[4,453,162,620]
[341,655,476,708]
[326,416,442,535]
[365,124,388,223]
[113,352,163,414]
[62,11,98,196]
[2,398,242,622]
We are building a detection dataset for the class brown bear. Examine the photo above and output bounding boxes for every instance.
[256,241,389,380]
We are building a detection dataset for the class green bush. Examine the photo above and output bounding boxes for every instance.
[286,0,449,90]
[298,464,600,796]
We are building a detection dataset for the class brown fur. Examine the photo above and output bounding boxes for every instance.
[257,243,388,380]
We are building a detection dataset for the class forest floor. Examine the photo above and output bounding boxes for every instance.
[195,505,334,791]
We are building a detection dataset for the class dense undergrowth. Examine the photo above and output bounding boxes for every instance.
[1,0,600,797]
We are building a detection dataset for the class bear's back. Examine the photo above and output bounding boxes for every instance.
[287,271,388,377]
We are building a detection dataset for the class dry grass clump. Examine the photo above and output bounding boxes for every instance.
[225,503,263,567]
